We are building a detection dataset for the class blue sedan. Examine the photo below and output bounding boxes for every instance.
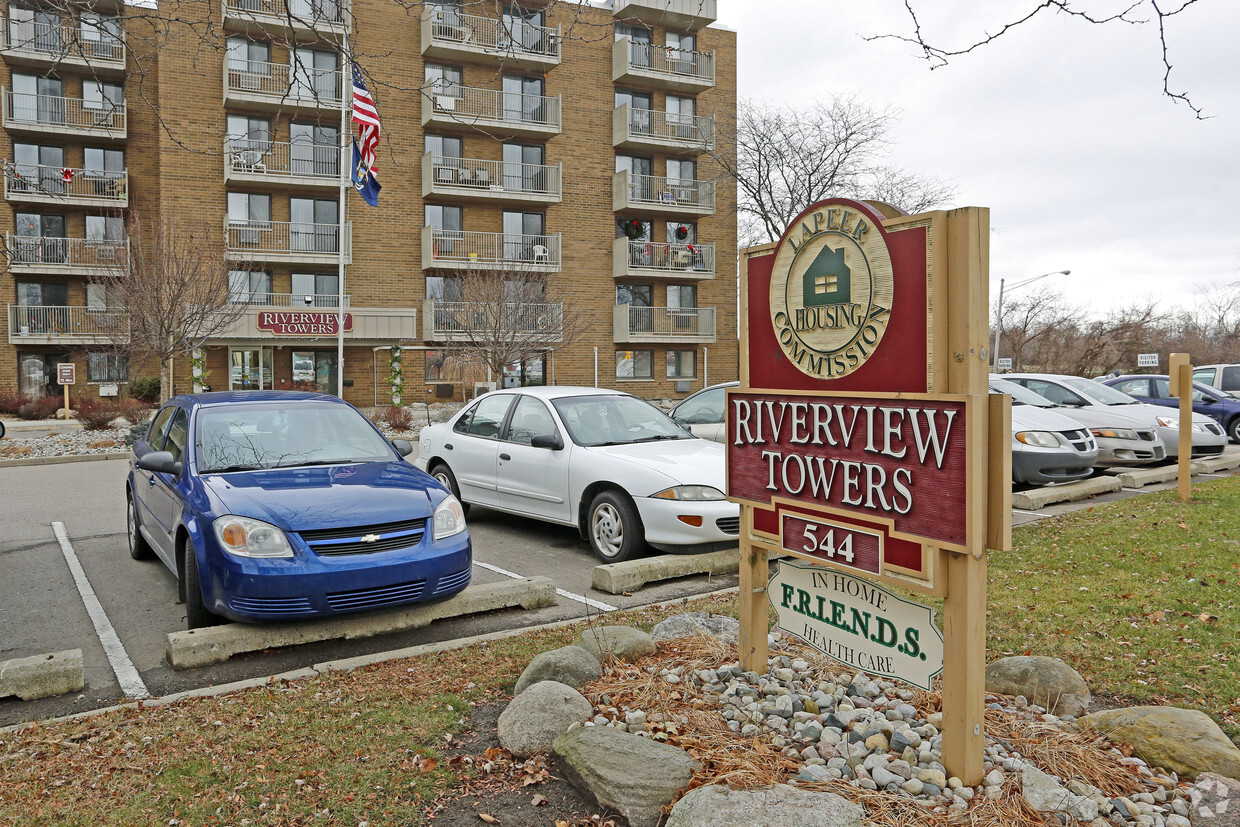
[127,391,471,628]
[1101,375,1240,443]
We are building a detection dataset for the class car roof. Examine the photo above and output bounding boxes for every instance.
[481,386,636,401]
[169,391,344,408]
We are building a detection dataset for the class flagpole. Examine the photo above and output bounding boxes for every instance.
[335,30,349,398]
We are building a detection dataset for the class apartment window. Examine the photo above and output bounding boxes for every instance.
[426,275,463,303]
[502,75,545,124]
[429,2,462,31]
[228,192,271,225]
[291,273,339,306]
[80,13,122,57]
[289,0,342,24]
[666,221,696,244]
[290,197,338,252]
[11,143,64,194]
[8,7,61,51]
[615,23,652,67]
[226,115,271,169]
[666,95,697,138]
[616,284,652,306]
[616,350,653,379]
[666,158,695,183]
[666,349,696,379]
[503,4,545,52]
[425,349,451,382]
[616,218,652,241]
[11,74,64,123]
[666,32,697,73]
[229,269,271,303]
[503,211,545,261]
[291,47,339,101]
[667,284,697,308]
[615,89,652,110]
[86,216,124,246]
[289,123,338,177]
[426,134,463,160]
[83,148,123,174]
[227,36,270,74]
[14,281,67,335]
[86,282,111,312]
[88,352,129,382]
[13,213,66,263]
[426,204,463,255]
[427,134,463,183]
[503,143,544,191]
[425,63,463,99]
[617,154,654,200]
[17,280,67,307]
[502,354,546,388]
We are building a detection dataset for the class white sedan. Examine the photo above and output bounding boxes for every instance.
[415,387,739,562]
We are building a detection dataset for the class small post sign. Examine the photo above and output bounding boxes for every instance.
[995,357,1012,371]
[1169,352,1192,503]
[1138,353,1160,368]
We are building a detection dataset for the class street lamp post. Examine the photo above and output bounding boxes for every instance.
[991,269,1071,370]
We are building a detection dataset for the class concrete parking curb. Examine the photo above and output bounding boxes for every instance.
[1112,464,1183,489]
[0,649,83,701]
[165,577,558,669]
[1194,454,1240,473]
[0,452,129,469]
[1012,476,1123,510]
[592,546,746,594]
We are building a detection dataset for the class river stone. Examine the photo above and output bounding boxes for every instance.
[650,612,741,643]
[513,645,602,695]
[553,726,699,827]
[1079,707,1240,781]
[666,783,863,827]
[1190,772,1240,826]
[1020,764,1100,821]
[572,625,656,663]
[985,656,1091,717]
[496,681,593,758]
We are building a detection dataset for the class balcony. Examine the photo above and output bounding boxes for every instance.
[224,140,339,188]
[5,164,128,207]
[612,103,713,153]
[422,228,561,273]
[224,60,341,112]
[7,305,128,344]
[222,0,349,40]
[612,238,715,279]
[612,170,713,216]
[612,37,714,93]
[421,9,559,72]
[421,85,561,139]
[3,88,126,139]
[422,299,563,342]
[2,18,126,76]
[225,220,352,265]
[612,0,716,31]
[422,152,561,205]
[5,235,128,275]
[613,305,715,344]
[211,297,419,343]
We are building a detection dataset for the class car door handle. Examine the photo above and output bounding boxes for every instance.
[444,443,453,450]
[148,476,157,486]
[499,452,511,461]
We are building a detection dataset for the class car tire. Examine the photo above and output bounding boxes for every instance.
[587,490,645,563]
[1229,418,1240,444]
[182,541,221,630]
[429,462,470,515]
[126,492,154,561]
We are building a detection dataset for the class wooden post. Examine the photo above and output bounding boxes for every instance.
[737,512,769,673]
[1169,353,1192,502]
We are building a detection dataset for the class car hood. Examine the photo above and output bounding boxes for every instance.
[201,460,440,531]
[1047,406,1149,431]
[1101,401,1215,426]
[584,438,726,490]
[1010,405,1089,433]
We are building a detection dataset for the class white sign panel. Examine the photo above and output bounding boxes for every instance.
[1138,353,1159,367]
[768,559,945,690]
[995,358,1012,370]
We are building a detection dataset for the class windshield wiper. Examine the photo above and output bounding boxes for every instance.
[274,459,360,469]
[633,433,685,442]
[206,463,265,473]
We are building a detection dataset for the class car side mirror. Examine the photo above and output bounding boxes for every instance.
[1202,396,1218,404]
[391,438,414,456]
[137,450,182,476]
[530,433,564,450]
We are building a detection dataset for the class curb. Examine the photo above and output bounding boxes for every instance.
[1112,464,1183,489]
[0,650,83,701]
[592,546,746,594]
[0,452,129,469]
[1012,475,1122,510]
[1194,454,1240,473]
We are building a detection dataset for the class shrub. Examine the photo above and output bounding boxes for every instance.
[77,399,120,430]
[126,376,161,403]
[118,398,152,424]
[17,396,60,420]
[385,405,413,431]
[291,380,322,392]
[126,420,151,446]
[0,392,24,416]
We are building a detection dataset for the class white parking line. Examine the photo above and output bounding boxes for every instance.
[473,560,618,612]
[1012,509,1052,517]
[51,522,149,699]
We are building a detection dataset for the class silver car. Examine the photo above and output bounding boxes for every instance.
[669,381,735,442]
[991,379,1098,484]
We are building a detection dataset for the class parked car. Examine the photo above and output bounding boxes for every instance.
[990,378,1099,484]
[416,386,739,562]
[669,381,736,442]
[128,391,471,629]
[1002,372,1224,460]
[1101,374,1240,443]
[1191,364,1240,395]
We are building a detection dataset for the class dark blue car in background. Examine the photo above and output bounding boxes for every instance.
[127,391,471,628]
[1100,375,1240,443]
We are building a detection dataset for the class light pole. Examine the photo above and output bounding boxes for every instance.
[991,269,1071,370]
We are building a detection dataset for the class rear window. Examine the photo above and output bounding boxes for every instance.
[1222,366,1240,390]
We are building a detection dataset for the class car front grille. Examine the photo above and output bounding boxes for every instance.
[1137,430,1155,441]
[326,579,427,612]
[431,567,472,596]
[298,518,427,557]
[1062,429,1095,452]
[228,595,316,616]
[716,516,740,535]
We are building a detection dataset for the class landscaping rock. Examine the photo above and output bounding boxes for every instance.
[1190,772,1240,826]
[513,646,602,696]
[650,612,741,643]
[665,783,863,827]
[1078,707,1240,780]
[553,725,699,827]
[496,681,593,758]
[572,625,656,663]
[985,656,1091,717]
[1020,764,1100,821]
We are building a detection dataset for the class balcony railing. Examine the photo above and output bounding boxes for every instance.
[2,89,126,137]
[2,18,126,71]
[612,0,717,30]
[225,220,352,263]
[222,0,349,35]
[612,103,713,151]
[423,228,561,272]
[613,37,714,91]
[423,299,563,341]
[613,305,715,343]
[7,304,128,343]
[612,238,715,279]
[5,234,128,272]
[422,152,561,202]
[422,8,559,69]
[224,60,341,109]
[422,84,561,135]
[227,291,349,308]
[5,164,128,206]
[224,139,339,184]
[612,170,714,214]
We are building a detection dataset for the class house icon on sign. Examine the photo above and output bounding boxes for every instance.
[803,245,851,307]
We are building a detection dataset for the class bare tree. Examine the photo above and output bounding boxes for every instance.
[995,287,1079,370]
[91,214,249,401]
[710,97,957,247]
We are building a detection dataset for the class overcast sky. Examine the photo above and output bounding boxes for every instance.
[713,0,1239,319]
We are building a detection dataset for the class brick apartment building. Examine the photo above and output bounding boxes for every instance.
[0,0,737,407]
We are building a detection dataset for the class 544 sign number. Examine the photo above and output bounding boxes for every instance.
[802,523,854,562]
[780,514,883,576]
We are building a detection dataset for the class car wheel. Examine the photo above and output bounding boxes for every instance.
[429,462,470,515]
[126,492,154,561]
[587,490,645,563]
[181,541,221,630]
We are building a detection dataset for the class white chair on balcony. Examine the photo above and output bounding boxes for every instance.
[532,244,549,264]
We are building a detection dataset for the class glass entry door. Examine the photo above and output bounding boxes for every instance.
[229,347,273,390]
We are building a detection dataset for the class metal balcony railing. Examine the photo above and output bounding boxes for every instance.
[225,220,351,259]
[613,103,713,149]
[427,9,559,59]
[425,228,561,271]
[5,163,127,204]
[616,171,714,211]
[426,300,563,338]
[225,139,340,181]
[616,37,714,84]
[616,239,715,275]
[426,84,561,132]
[227,291,349,308]
[5,234,128,270]
[424,153,561,199]
[3,18,125,64]
[615,305,715,341]
[223,0,347,27]
[3,89,126,133]
[225,60,341,106]
[8,304,128,341]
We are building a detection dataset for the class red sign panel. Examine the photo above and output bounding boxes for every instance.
[256,311,353,336]
[780,513,882,575]
[56,362,75,385]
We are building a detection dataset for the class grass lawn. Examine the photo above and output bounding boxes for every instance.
[1,476,1237,824]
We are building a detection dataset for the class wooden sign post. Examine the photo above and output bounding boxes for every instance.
[730,200,1010,785]
[56,362,75,416]
[1169,352,1192,503]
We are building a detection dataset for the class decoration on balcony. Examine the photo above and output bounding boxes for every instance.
[62,168,73,184]
[623,219,644,240]
[674,225,689,241]
[388,345,404,407]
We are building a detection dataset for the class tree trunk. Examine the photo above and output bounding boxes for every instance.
[160,359,172,403]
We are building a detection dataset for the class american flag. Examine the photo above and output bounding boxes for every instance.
[351,63,381,180]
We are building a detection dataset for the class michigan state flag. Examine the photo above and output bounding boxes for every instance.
[351,138,381,207]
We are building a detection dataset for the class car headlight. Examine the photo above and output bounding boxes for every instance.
[433,495,467,541]
[652,485,726,501]
[213,515,294,558]
[1090,428,1139,440]
[1015,430,1061,448]
[1155,416,1178,428]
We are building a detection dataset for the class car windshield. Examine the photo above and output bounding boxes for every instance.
[990,379,1054,407]
[553,394,689,447]
[1062,376,1141,406]
[195,401,395,473]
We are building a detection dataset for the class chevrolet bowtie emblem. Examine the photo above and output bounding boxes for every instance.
[360,534,381,543]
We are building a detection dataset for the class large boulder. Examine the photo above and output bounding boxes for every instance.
[985,656,1091,717]
[572,625,656,663]
[1078,707,1240,780]
[513,646,602,696]
[1019,765,1099,822]
[650,612,740,643]
[553,725,699,827]
[1190,772,1240,826]
[666,783,862,827]
[497,681,593,758]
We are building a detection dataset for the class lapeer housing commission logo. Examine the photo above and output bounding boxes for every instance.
[768,205,895,380]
